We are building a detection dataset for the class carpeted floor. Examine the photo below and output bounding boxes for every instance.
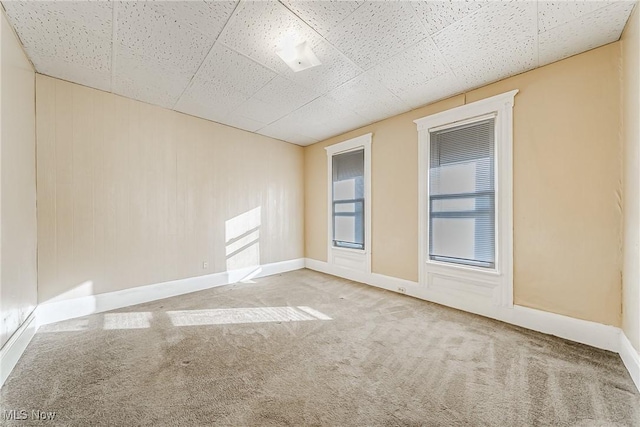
[1,269,639,426]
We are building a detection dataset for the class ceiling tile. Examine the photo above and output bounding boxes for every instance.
[3,0,112,39]
[221,114,266,133]
[274,96,370,141]
[279,0,364,35]
[37,59,112,93]
[367,37,450,98]
[113,78,181,111]
[411,0,488,35]
[218,0,320,74]
[327,74,411,123]
[196,43,277,97]
[2,1,112,76]
[231,97,288,126]
[538,1,635,66]
[116,1,214,76]
[537,1,611,33]
[175,77,251,124]
[257,121,319,146]
[392,72,466,109]
[434,2,537,79]
[114,47,193,110]
[452,36,538,90]
[143,1,238,38]
[325,1,429,70]
[251,76,322,116]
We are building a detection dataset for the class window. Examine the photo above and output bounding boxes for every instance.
[325,133,372,274]
[415,90,517,310]
[429,117,495,268]
[332,149,365,250]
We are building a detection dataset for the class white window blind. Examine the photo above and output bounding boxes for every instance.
[429,118,495,268]
[332,149,365,250]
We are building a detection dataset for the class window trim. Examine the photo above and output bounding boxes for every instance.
[325,133,372,274]
[415,90,517,309]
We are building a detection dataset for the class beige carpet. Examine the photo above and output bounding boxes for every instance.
[1,269,638,426]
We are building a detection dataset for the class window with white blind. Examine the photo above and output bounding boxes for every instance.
[332,149,365,250]
[429,117,495,269]
[415,90,517,310]
[325,133,372,274]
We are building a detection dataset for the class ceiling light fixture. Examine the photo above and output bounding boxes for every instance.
[276,40,321,72]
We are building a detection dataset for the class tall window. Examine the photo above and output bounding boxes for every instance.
[429,118,495,268]
[332,149,365,250]
[326,133,371,274]
[415,90,516,310]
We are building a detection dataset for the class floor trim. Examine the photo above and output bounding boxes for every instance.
[0,311,37,389]
[36,258,305,327]
[0,258,304,389]
[619,331,640,392]
[304,258,639,392]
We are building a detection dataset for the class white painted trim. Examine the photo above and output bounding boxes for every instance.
[416,90,517,312]
[0,258,304,390]
[325,133,372,275]
[0,311,37,389]
[304,258,639,392]
[619,331,640,392]
[414,90,520,131]
[36,258,305,327]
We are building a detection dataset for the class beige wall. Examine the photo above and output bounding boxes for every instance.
[305,43,623,327]
[0,11,37,348]
[36,75,304,304]
[622,4,640,353]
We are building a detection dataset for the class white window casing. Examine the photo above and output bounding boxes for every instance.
[415,90,517,309]
[325,133,372,274]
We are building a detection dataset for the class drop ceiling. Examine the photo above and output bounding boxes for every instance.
[2,0,635,146]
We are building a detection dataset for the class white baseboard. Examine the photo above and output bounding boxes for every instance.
[36,258,305,327]
[0,311,37,388]
[304,258,638,392]
[0,258,304,390]
[619,332,640,392]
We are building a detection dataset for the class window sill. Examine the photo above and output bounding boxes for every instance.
[332,246,366,255]
[426,259,500,277]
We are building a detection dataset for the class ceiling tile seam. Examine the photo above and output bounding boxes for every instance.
[276,0,366,75]
[215,40,285,84]
[404,0,458,84]
[252,91,349,138]
[537,0,621,35]
[408,1,436,41]
[360,34,452,105]
[140,1,225,42]
[171,0,243,110]
[427,2,490,40]
[330,72,410,113]
[211,40,331,112]
[224,90,276,127]
[216,39,345,106]
[252,92,328,135]
[110,1,118,92]
[215,0,250,50]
